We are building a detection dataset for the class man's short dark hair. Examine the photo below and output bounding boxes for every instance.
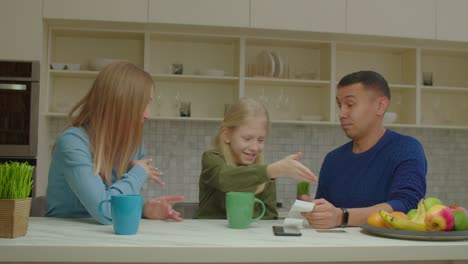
[337,71,391,100]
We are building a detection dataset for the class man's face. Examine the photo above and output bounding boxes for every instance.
[336,83,387,140]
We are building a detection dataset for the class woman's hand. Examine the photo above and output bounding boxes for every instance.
[132,159,164,186]
[267,152,318,183]
[143,196,185,222]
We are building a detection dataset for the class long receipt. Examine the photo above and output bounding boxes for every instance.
[283,199,315,229]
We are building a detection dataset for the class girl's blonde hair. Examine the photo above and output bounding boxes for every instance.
[211,98,270,166]
[67,61,154,184]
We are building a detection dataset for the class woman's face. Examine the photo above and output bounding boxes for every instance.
[143,88,154,122]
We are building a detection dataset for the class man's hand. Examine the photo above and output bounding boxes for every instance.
[301,198,343,229]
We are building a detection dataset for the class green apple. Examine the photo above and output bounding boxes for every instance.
[453,210,468,231]
[407,209,418,220]
[424,197,442,211]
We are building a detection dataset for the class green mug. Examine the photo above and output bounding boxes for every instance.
[226,192,266,229]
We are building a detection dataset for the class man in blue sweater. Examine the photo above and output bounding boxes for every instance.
[301,71,427,228]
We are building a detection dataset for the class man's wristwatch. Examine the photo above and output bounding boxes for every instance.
[340,208,349,228]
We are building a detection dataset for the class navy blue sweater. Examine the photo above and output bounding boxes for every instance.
[315,129,427,213]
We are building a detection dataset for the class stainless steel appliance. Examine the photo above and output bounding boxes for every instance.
[0,61,39,157]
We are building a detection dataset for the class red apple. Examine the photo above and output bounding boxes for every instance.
[449,204,468,213]
[425,205,455,231]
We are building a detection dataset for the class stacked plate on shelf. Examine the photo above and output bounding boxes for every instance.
[258,50,284,78]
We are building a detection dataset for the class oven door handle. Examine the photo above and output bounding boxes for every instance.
[0,83,27,91]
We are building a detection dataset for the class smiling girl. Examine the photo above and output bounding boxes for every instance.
[195,98,317,219]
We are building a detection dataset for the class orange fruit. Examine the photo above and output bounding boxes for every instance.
[391,211,408,219]
[367,212,386,228]
[382,211,408,228]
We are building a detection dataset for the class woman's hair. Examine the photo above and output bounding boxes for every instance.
[67,61,154,184]
[210,98,270,166]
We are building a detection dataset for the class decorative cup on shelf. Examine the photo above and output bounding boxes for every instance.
[179,101,191,117]
[423,72,433,86]
[171,63,183,75]
[226,192,265,229]
[98,194,143,235]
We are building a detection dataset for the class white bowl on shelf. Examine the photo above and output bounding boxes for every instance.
[384,112,398,124]
[299,115,323,121]
[89,58,120,71]
[64,63,81,71]
[50,63,65,70]
[198,69,225,77]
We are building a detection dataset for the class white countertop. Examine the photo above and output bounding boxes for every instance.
[0,217,467,263]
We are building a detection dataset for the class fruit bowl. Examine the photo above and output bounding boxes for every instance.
[361,224,468,241]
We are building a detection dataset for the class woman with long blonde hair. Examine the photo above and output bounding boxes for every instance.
[195,98,317,219]
[46,61,184,224]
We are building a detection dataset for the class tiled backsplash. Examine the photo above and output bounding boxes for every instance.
[49,118,468,211]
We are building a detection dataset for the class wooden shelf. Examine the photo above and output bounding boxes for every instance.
[245,77,330,87]
[45,112,67,117]
[152,74,239,83]
[44,112,223,122]
[389,84,416,89]
[422,85,468,92]
[50,70,98,77]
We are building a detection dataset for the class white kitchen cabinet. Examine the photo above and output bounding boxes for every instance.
[347,0,436,39]
[335,44,417,125]
[148,33,240,118]
[0,0,42,61]
[420,49,468,127]
[148,0,249,28]
[47,30,145,115]
[250,0,346,33]
[244,39,332,121]
[43,0,148,23]
[436,0,468,42]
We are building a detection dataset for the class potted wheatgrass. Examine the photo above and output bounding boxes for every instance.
[0,162,34,238]
[296,181,310,199]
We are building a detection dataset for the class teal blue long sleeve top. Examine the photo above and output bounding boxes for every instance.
[46,127,147,224]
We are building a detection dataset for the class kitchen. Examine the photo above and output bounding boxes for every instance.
[1,0,468,263]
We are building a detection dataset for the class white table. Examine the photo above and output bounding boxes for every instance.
[0,217,467,263]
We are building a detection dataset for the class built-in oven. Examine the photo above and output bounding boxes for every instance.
[0,61,39,157]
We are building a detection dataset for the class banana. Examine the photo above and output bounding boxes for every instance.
[379,210,427,231]
[412,199,427,225]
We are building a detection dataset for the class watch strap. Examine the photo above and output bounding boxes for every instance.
[340,208,349,228]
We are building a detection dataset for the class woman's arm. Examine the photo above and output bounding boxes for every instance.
[57,133,147,224]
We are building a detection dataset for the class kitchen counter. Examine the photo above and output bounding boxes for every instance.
[0,217,467,264]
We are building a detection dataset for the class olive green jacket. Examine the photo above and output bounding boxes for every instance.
[195,150,278,219]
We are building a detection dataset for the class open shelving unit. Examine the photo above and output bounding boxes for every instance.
[45,26,468,128]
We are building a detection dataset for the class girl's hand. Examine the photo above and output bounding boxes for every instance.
[268,152,318,183]
[143,196,185,221]
[132,159,164,186]
[255,183,266,194]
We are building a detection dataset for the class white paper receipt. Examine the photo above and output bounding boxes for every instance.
[283,200,315,229]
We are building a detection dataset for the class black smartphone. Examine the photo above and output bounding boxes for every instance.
[272,225,302,236]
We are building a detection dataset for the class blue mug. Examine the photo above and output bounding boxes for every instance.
[98,194,143,235]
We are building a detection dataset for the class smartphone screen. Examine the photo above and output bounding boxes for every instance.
[272,225,302,236]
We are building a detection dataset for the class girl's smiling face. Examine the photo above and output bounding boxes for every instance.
[224,114,268,165]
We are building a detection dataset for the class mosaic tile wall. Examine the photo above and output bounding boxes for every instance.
[48,118,468,212]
